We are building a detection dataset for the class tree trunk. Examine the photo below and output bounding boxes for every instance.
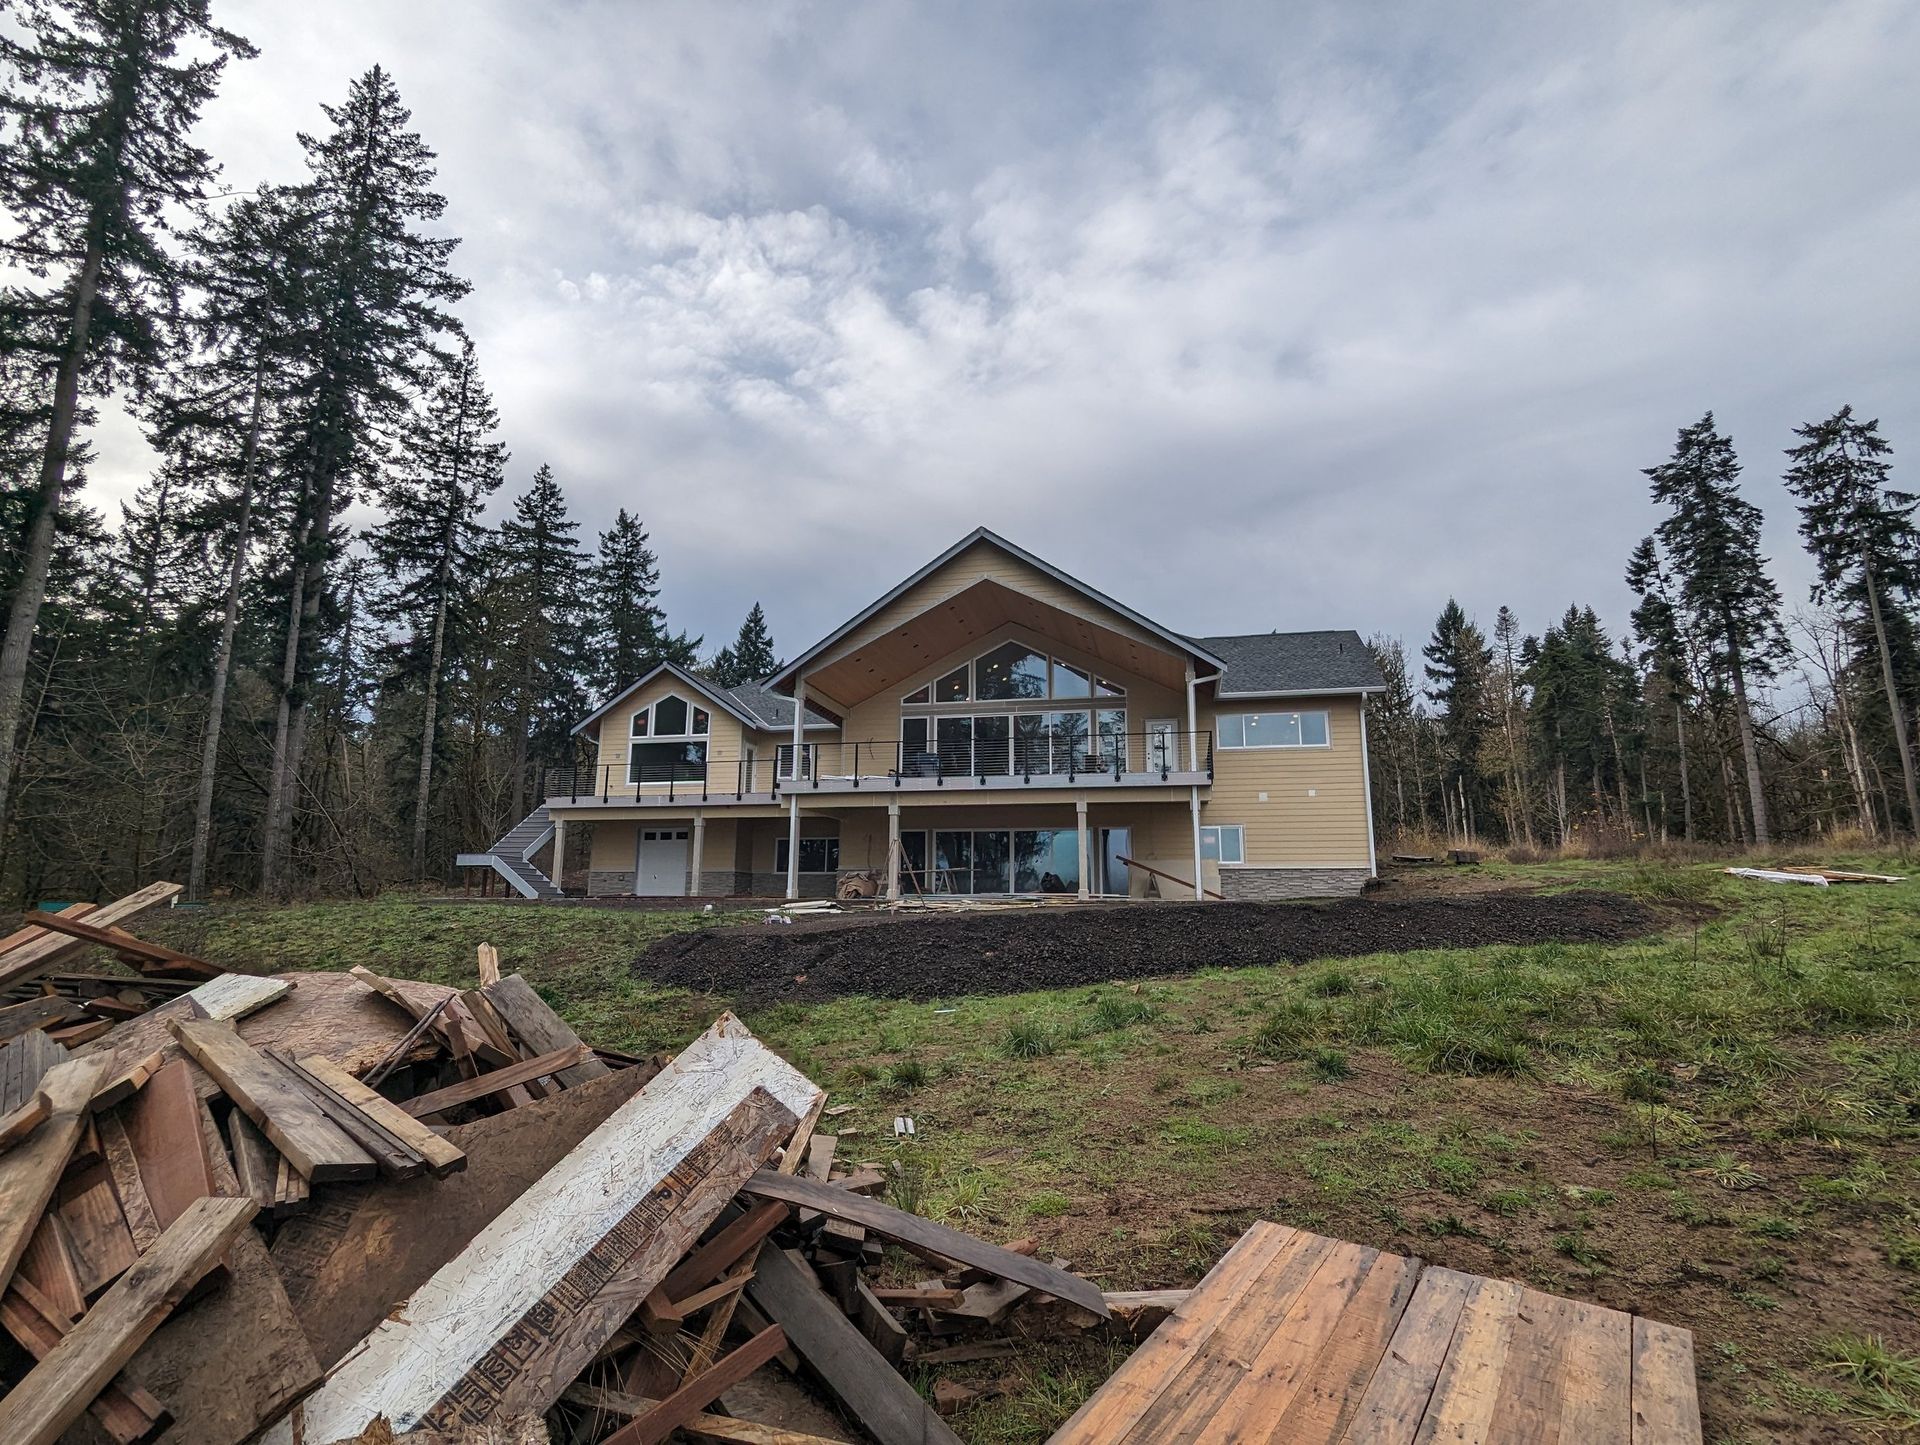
[263,453,335,895]
[1863,564,1920,834]
[411,572,452,878]
[1724,623,1771,846]
[188,362,266,902]
[1829,646,1877,838]
[0,240,104,848]
[1673,701,1693,841]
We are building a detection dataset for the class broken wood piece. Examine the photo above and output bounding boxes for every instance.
[397,1041,594,1118]
[48,1018,115,1045]
[1,1028,67,1116]
[820,1216,865,1253]
[293,1051,466,1176]
[0,1087,49,1151]
[944,1276,1030,1324]
[58,1158,138,1297]
[603,1324,789,1445]
[15,909,219,979]
[0,1273,172,1445]
[226,1107,280,1211]
[661,1200,789,1300]
[0,995,86,1041]
[97,1110,163,1254]
[89,1049,167,1113]
[560,1383,850,1445]
[184,972,292,1022]
[909,1339,1019,1365]
[0,1054,112,1299]
[263,1045,426,1178]
[872,1284,966,1308]
[851,1277,908,1366]
[1103,1287,1191,1334]
[167,1018,376,1182]
[481,973,611,1087]
[476,942,501,987]
[828,1166,886,1194]
[0,1195,257,1445]
[263,1015,819,1441]
[15,1209,87,1322]
[743,1170,1110,1319]
[121,1058,221,1232]
[0,884,183,992]
[746,1240,965,1445]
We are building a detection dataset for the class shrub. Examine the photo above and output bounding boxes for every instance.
[1004,1016,1062,1058]
[1090,992,1160,1031]
[887,1056,929,1089]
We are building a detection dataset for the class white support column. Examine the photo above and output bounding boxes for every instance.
[1190,785,1206,901]
[1360,705,1379,879]
[551,818,566,893]
[786,676,806,901]
[887,801,902,902]
[1185,665,1199,773]
[1075,797,1090,899]
[691,811,706,897]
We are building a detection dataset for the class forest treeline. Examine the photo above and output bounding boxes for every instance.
[1367,409,1920,855]
[0,4,780,902]
[2,3,1916,906]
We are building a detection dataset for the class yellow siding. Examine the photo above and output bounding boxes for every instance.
[1199,696,1372,866]
[589,676,819,797]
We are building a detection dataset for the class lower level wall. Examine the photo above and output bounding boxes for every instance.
[1218,866,1372,900]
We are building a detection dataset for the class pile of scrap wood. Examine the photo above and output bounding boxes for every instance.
[0,886,1137,1445]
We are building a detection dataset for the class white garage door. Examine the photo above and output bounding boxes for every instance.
[635,828,690,896]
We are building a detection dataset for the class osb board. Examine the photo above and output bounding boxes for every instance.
[271,1066,655,1370]
[62,1103,322,1445]
[78,971,455,1102]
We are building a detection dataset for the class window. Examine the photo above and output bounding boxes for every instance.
[629,740,707,784]
[903,646,1130,708]
[975,643,1049,701]
[776,837,840,873]
[654,695,688,735]
[1217,710,1330,748]
[936,665,970,702]
[630,693,710,740]
[1050,660,1090,699]
[901,684,932,705]
[777,743,815,781]
[1094,675,1126,698]
[1199,825,1245,864]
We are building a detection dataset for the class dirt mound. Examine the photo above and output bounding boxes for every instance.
[636,890,1666,1004]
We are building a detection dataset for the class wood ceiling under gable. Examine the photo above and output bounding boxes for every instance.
[805,577,1193,704]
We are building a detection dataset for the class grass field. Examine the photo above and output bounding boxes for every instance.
[146,855,1920,1444]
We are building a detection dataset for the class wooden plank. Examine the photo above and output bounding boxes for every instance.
[0,1195,257,1445]
[851,1276,909,1366]
[97,1111,164,1253]
[560,1382,850,1445]
[0,1087,49,1151]
[605,1325,790,1445]
[1408,1276,1525,1443]
[743,1170,1109,1319]
[262,1045,425,1178]
[662,1199,789,1299]
[0,902,96,957]
[0,1054,112,1299]
[1519,1293,1621,1445]
[264,1015,818,1441]
[1050,1221,1304,1443]
[1630,1317,1702,1445]
[167,1018,375,1182]
[89,1049,167,1114]
[59,1159,139,1297]
[226,1107,280,1211]
[0,995,86,1041]
[0,1274,172,1445]
[183,972,292,1022]
[293,1051,467,1177]
[1340,1266,1477,1445]
[482,973,611,1086]
[747,1242,965,1445]
[15,1210,87,1321]
[121,1058,220,1228]
[476,942,501,987]
[0,883,181,991]
[2,1027,67,1115]
[14,910,218,978]
[398,1042,593,1118]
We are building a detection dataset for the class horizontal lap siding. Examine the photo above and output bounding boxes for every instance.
[589,675,813,796]
[1200,696,1371,866]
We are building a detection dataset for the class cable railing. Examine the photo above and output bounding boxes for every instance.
[539,730,1214,804]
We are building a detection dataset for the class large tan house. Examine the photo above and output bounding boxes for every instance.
[460,529,1384,902]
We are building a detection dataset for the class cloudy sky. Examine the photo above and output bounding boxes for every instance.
[80,0,1920,666]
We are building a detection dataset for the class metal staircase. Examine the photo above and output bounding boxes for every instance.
[456,805,562,900]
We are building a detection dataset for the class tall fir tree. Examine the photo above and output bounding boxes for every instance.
[371,338,506,877]
[1422,599,1492,841]
[496,463,588,816]
[706,601,780,687]
[1490,605,1533,845]
[259,66,468,894]
[0,0,253,847]
[1646,413,1786,845]
[589,509,701,697]
[1783,406,1920,833]
[1625,536,1695,839]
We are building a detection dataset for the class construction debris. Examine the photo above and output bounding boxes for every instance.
[1724,866,1832,886]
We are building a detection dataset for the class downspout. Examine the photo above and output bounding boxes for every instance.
[787,676,805,900]
[1360,703,1379,879]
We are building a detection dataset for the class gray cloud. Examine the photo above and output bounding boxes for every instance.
[79,0,1920,668]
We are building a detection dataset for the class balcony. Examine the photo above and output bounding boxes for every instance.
[542,756,781,810]
[783,729,1213,796]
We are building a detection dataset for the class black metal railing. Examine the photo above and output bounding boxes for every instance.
[541,755,779,804]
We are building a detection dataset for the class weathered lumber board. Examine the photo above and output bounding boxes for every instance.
[15,1209,87,1321]
[225,1107,280,1211]
[604,1324,790,1445]
[398,1042,593,1118]
[2,1027,67,1114]
[0,902,96,957]
[1341,1266,1478,1440]
[0,884,182,991]
[744,1170,1110,1319]
[0,1086,49,1150]
[183,972,291,1022]
[263,1045,425,1178]
[483,972,611,1086]
[119,1058,219,1230]
[88,1049,166,1114]
[1632,1317,1703,1445]
[293,1050,467,1176]
[265,1015,819,1441]
[0,1195,257,1445]
[167,1018,375,1181]
[560,1383,851,1445]
[0,1054,112,1299]
[96,1111,163,1254]
[58,1159,139,1297]
[0,995,86,1041]
[0,1273,171,1445]
[747,1242,965,1445]
[14,910,218,979]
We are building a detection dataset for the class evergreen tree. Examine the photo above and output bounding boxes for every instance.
[706,602,780,687]
[1646,413,1786,844]
[589,509,701,697]
[496,463,588,816]
[1783,406,1920,833]
[1422,599,1492,841]
[371,338,505,877]
[1489,605,1533,845]
[1625,536,1695,839]
[259,66,468,894]
[1527,607,1635,842]
[0,0,253,847]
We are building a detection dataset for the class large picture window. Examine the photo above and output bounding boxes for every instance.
[903,645,1126,707]
[775,837,840,873]
[629,693,712,783]
[1216,710,1330,749]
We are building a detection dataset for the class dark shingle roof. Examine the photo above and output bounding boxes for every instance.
[1196,630,1385,697]
[722,681,834,731]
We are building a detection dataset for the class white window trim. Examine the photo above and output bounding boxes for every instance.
[901,643,1129,709]
[1200,824,1246,866]
[1215,710,1332,750]
[630,692,712,740]
[776,742,817,781]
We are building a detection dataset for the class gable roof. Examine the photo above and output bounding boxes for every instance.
[769,527,1226,691]
[570,661,832,738]
[1199,630,1386,697]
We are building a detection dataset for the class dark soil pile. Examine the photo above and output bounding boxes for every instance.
[635,890,1665,1004]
